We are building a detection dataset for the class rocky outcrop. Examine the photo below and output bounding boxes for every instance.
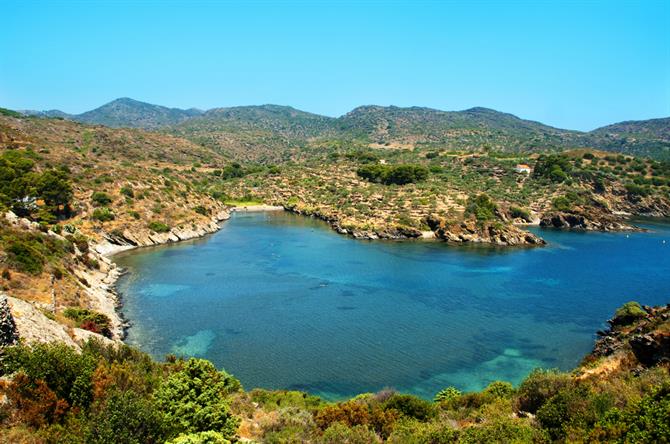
[3,294,114,349]
[5,295,79,348]
[540,210,639,231]
[0,295,19,346]
[95,210,231,255]
[426,216,545,246]
[630,333,670,367]
[590,303,670,367]
[286,205,423,240]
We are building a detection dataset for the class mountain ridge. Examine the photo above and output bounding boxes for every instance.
[16,98,670,160]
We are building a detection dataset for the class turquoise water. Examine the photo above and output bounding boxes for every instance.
[115,212,670,400]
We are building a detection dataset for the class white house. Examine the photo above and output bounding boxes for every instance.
[514,164,532,174]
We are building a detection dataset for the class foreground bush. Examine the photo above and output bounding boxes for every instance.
[155,358,241,439]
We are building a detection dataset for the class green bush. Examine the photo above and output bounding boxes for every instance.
[167,431,231,444]
[5,239,45,274]
[465,194,497,221]
[516,369,571,414]
[434,386,461,403]
[533,154,572,183]
[357,164,429,185]
[590,384,670,443]
[91,207,115,222]
[194,205,209,216]
[0,342,98,408]
[88,390,171,444]
[91,191,112,206]
[148,221,170,233]
[484,381,515,399]
[63,308,112,338]
[155,358,241,438]
[611,301,646,326]
[120,186,134,198]
[509,206,532,222]
[625,183,651,197]
[321,422,381,444]
[384,394,434,421]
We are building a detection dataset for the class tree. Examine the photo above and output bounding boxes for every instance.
[155,359,241,439]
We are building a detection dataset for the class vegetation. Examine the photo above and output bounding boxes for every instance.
[357,164,429,185]
[465,194,497,221]
[0,150,73,221]
[0,302,668,444]
[148,221,170,233]
[62,308,112,338]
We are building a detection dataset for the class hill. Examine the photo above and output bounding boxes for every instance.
[22,99,670,161]
[168,104,338,162]
[25,98,203,130]
[587,117,670,159]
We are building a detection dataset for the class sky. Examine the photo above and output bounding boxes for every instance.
[1,0,668,131]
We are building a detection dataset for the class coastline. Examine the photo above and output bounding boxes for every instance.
[94,205,285,343]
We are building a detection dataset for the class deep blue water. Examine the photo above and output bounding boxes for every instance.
[115,212,670,400]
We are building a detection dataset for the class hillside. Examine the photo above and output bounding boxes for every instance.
[587,117,670,159]
[26,98,204,130]
[168,104,338,162]
[23,99,670,161]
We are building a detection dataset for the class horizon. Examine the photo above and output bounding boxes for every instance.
[1,1,669,131]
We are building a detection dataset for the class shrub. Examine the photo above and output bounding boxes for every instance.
[120,186,134,198]
[0,343,98,408]
[320,423,381,444]
[155,358,240,438]
[625,183,651,197]
[5,239,45,274]
[434,386,462,403]
[167,431,231,444]
[590,384,670,443]
[91,207,115,222]
[484,381,514,399]
[387,418,459,443]
[4,372,69,428]
[516,369,571,414]
[63,308,112,338]
[88,390,171,444]
[509,206,531,222]
[148,221,170,233]
[533,154,572,182]
[384,394,434,421]
[465,194,497,222]
[91,192,112,206]
[357,164,429,185]
[315,400,370,430]
[611,301,646,326]
[194,205,209,216]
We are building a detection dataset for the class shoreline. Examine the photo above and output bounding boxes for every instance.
[95,205,286,342]
[92,206,670,345]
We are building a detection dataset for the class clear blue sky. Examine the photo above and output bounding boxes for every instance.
[1,0,668,131]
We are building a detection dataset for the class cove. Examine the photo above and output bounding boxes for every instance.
[114,212,670,400]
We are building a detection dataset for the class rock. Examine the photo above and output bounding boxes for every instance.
[540,210,639,232]
[5,295,79,348]
[0,295,20,347]
[426,215,545,246]
[630,333,670,367]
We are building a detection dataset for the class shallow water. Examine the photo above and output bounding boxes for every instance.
[115,212,670,400]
